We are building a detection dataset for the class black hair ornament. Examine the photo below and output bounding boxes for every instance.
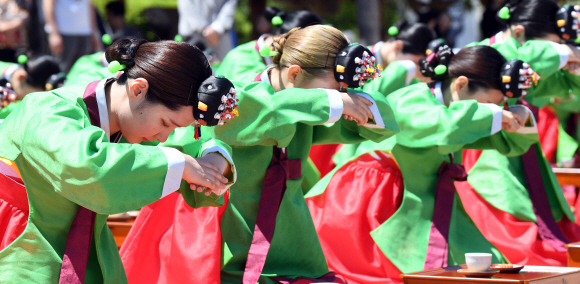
[499,60,540,98]
[556,4,580,42]
[334,43,382,90]
[425,38,447,56]
[419,45,454,81]
[45,72,67,91]
[191,75,239,139]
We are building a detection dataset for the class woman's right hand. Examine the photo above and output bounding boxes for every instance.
[341,92,373,126]
[501,109,524,132]
[182,154,228,196]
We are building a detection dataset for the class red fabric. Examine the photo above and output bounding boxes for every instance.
[455,179,574,266]
[537,106,559,163]
[424,161,467,270]
[0,172,27,251]
[306,151,404,284]
[120,192,228,283]
[309,144,342,177]
[458,146,580,266]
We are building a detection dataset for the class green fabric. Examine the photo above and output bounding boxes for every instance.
[204,80,399,283]
[301,158,321,194]
[215,41,266,82]
[0,85,232,283]
[0,61,14,73]
[557,123,578,162]
[333,60,417,166]
[66,52,112,87]
[0,101,19,119]
[311,83,538,273]
[466,36,577,224]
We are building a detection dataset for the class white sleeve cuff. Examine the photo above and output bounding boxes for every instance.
[508,105,538,134]
[159,147,186,198]
[202,145,237,186]
[355,93,385,129]
[479,103,503,135]
[549,42,570,69]
[322,89,344,124]
[396,60,417,85]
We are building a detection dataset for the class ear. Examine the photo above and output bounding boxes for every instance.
[286,65,302,84]
[454,76,469,94]
[12,69,27,84]
[512,25,525,39]
[128,78,149,100]
[393,40,404,53]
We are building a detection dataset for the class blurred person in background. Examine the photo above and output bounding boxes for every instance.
[178,0,237,61]
[0,0,30,62]
[43,0,99,72]
[105,1,143,40]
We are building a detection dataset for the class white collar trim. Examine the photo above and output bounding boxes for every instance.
[372,41,385,67]
[258,33,273,65]
[95,79,111,141]
[434,81,445,105]
[493,31,504,44]
[260,67,273,86]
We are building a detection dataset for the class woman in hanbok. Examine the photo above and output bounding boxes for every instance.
[0,54,65,119]
[0,38,236,284]
[121,25,400,284]
[458,0,580,266]
[215,6,323,82]
[306,45,539,284]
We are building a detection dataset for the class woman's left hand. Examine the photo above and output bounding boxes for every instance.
[192,153,231,196]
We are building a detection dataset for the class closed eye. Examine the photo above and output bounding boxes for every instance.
[161,120,168,127]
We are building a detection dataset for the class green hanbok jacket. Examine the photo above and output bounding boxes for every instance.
[65,52,112,87]
[335,55,419,166]
[0,79,235,283]
[204,71,400,283]
[466,32,577,225]
[307,82,539,273]
[215,34,272,81]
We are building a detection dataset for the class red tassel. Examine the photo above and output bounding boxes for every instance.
[194,126,201,140]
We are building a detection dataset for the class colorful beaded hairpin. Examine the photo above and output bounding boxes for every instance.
[500,60,540,98]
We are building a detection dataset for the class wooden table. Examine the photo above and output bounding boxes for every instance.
[566,242,580,267]
[552,168,580,187]
[401,265,580,283]
[107,217,136,249]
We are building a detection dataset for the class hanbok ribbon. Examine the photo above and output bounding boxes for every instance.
[521,146,569,252]
[424,158,468,270]
[242,146,301,284]
[59,79,113,284]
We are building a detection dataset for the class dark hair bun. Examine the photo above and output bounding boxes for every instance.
[334,44,380,88]
[419,45,454,81]
[105,38,147,70]
[194,75,238,126]
[263,6,286,22]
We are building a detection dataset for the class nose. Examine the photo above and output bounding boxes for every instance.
[155,133,168,143]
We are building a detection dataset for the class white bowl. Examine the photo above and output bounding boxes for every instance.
[465,253,492,272]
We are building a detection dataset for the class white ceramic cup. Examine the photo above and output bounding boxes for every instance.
[465,253,492,272]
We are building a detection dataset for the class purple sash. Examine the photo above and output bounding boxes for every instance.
[423,84,468,269]
[242,147,301,284]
